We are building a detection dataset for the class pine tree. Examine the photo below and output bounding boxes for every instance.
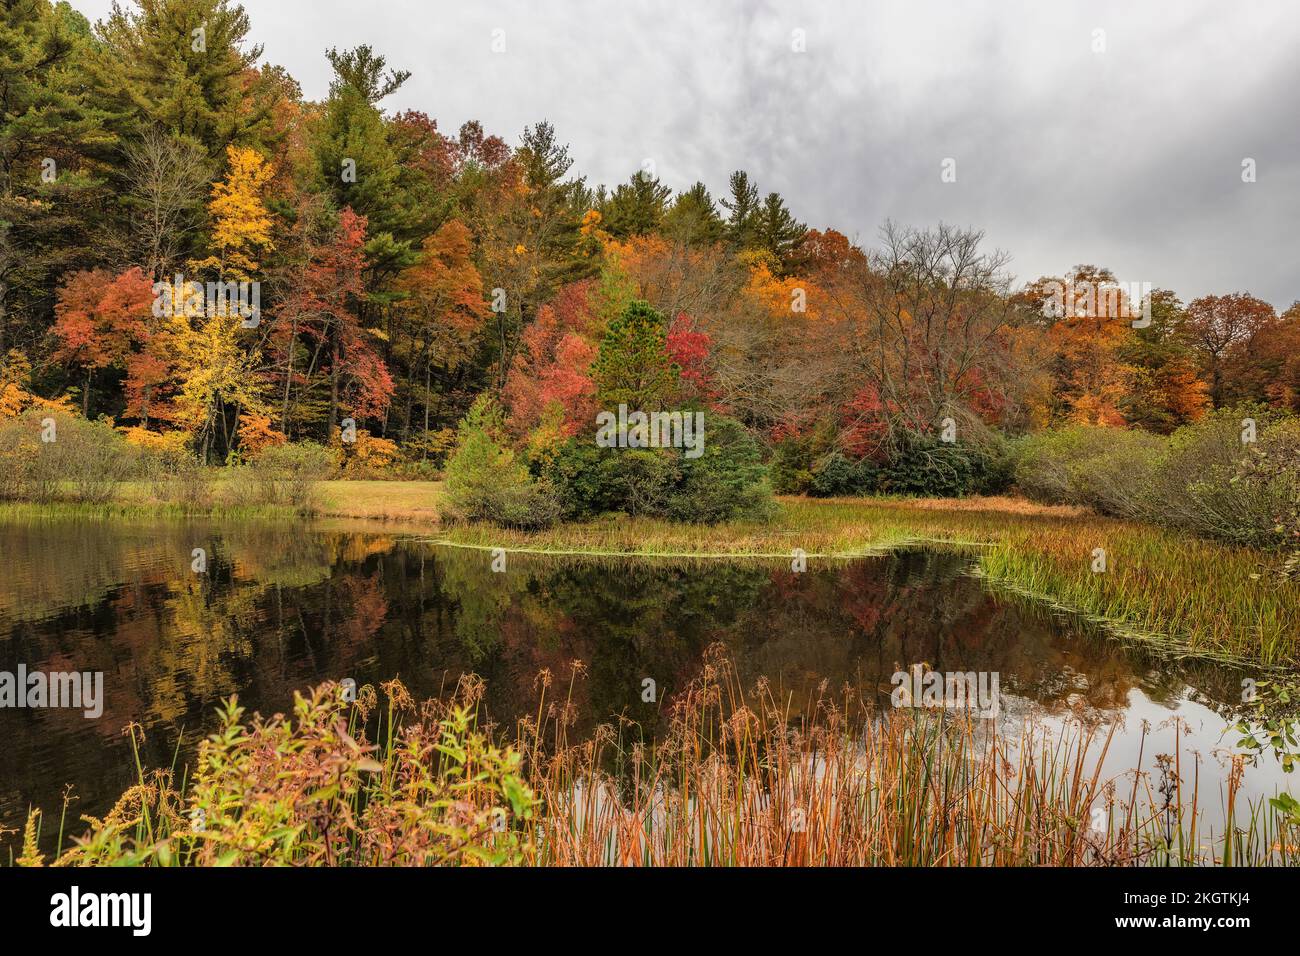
[602,171,670,239]
[593,300,679,410]
[0,0,113,355]
[315,45,409,241]
[91,0,273,155]
[513,120,587,286]
[754,191,806,274]
[663,182,723,246]
[720,170,760,247]
[517,120,574,191]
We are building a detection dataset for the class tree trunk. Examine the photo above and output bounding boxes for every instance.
[282,318,297,435]
[329,337,340,431]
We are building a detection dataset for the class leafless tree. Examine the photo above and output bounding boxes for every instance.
[119,130,212,280]
[837,221,1031,452]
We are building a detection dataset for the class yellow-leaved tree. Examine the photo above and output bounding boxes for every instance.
[192,145,276,280]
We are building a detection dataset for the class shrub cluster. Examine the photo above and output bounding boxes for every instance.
[0,409,136,504]
[441,398,562,529]
[800,436,1015,500]
[1014,408,1300,556]
[544,412,773,524]
[443,399,773,527]
[236,442,336,512]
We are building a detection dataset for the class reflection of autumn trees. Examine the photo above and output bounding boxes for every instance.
[721,551,1156,715]
[0,526,1250,847]
[0,522,349,834]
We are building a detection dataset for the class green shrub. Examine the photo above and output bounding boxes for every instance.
[1069,439,1164,519]
[1015,427,1113,505]
[810,452,879,497]
[444,398,560,529]
[43,680,537,867]
[543,441,615,520]
[971,432,1019,496]
[492,480,563,529]
[0,411,58,502]
[1158,410,1299,548]
[669,413,773,523]
[544,412,772,524]
[0,410,135,504]
[545,443,681,519]
[604,448,680,517]
[878,437,984,498]
[1014,426,1162,517]
[1014,411,1300,559]
[1236,419,1300,574]
[770,437,815,495]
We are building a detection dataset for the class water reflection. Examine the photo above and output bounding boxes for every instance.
[0,519,1284,845]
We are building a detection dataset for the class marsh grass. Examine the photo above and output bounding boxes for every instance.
[437,496,1300,666]
[11,651,1297,868]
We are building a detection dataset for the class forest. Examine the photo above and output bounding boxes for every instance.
[2,0,1298,548]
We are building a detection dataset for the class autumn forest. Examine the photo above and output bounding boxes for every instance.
[4,0,1297,493]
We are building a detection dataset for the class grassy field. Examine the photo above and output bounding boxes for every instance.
[316,480,445,524]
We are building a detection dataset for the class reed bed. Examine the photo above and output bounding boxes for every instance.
[522,648,1293,867]
[11,650,1297,868]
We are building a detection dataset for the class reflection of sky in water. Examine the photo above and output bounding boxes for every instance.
[0,521,1295,853]
[997,685,1295,836]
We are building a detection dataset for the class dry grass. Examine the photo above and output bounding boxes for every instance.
[524,650,1290,866]
[315,480,443,525]
[19,657,1297,868]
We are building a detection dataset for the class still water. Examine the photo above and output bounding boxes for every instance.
[0,519,1290,845]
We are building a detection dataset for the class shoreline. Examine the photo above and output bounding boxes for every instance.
[2,483,1297,667]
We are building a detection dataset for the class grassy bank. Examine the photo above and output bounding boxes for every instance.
[12,662,1296,868]
[0,479,445,525]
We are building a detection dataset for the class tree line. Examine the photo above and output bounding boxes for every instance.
[2,0,1297,477]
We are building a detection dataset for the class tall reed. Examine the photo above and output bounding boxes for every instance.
[12,651,1296,867]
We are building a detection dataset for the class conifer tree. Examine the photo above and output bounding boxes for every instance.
[593,300,679,410]
[663,182,724,246]
[91,0,273,155]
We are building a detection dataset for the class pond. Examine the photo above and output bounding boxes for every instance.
[0,519,1290,846]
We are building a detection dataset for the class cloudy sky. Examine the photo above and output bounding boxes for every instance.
[72,0,1300,308]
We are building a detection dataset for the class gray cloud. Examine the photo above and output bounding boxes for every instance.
[73,0,1300,307]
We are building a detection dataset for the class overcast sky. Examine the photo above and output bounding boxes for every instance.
[72,0,1300,308]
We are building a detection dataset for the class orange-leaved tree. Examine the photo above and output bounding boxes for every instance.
[52,267,156,415]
